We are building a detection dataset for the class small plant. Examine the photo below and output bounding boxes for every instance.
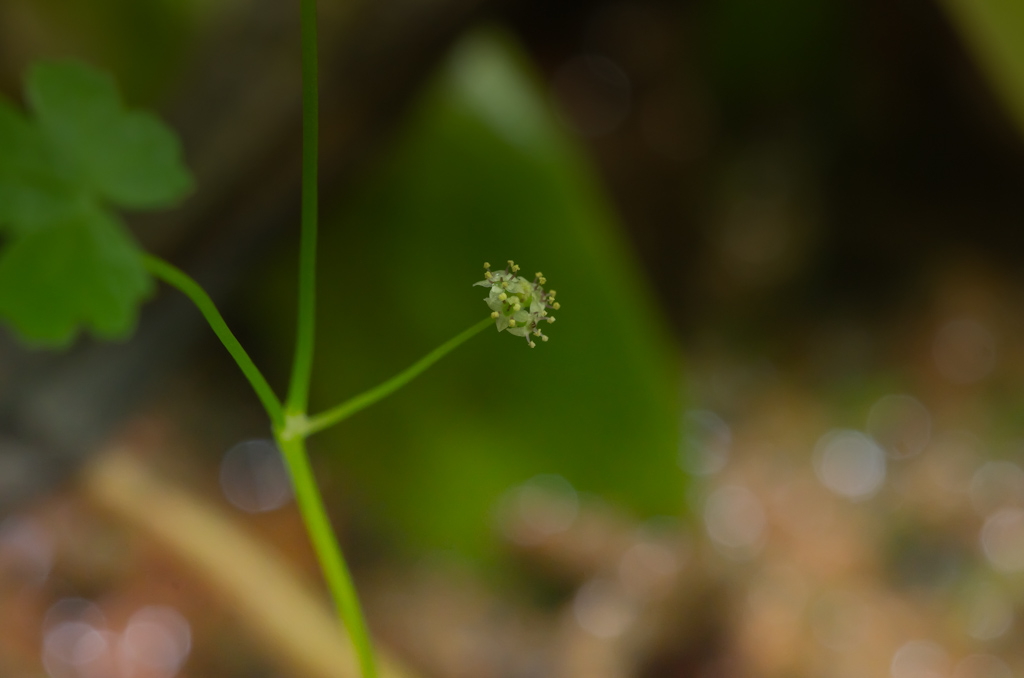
[0,3,559,678]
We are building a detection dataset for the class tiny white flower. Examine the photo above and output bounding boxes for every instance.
[474,260,558,347]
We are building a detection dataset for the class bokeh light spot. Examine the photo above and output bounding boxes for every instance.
[118,606,192,678]
[890,640,950,678]
[573,578,636,639]
[43,599,107,633]
[703,484,766,556]
[502,474,579,545]
[220,439,292,514]
[969,461,1024,516]
[814,430,886,500]
[43,622,117,678]
[981,508,1024,572]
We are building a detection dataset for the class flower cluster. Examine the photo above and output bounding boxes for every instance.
[474,260,559,348]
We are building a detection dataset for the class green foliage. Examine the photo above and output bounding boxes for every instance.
[940,0,1024,137]
[0,61,192,346]
[0,207,151,342]
[255,31,685,558]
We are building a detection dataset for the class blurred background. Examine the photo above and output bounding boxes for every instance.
[2,0,1024,676]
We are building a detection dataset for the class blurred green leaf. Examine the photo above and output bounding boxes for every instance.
[257,31,685,559]
[28,61,193,208]
[0,60,192,346]
[0,98,83,234]
[940,0,1024,137]
[0,206,151,345]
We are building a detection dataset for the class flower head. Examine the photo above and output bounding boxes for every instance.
[474,260,558,348]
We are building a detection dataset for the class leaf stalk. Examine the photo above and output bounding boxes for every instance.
[142,254,284,428]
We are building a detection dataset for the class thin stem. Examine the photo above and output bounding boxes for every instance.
[303,317,493,437]
[286,0,320,415]
[275,434,378,678]
[143,254,284,429]
[282,3,379,677]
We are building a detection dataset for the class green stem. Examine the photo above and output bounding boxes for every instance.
[286,0,320,416]
[281,2,380,677]
[303,317,493,437]
[275,433,378,678]
[143,254,284,429]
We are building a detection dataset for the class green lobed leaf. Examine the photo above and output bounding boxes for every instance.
[0,206,152,347]
[27,60,193,209]
[0,98,83,235]
[0,60,193,346]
